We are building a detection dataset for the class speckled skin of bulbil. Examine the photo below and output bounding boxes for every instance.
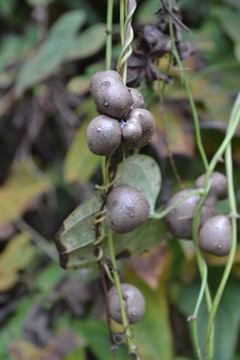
[164,189,217,240]
[122,118,142,143]
[122,108,155,149]
[128,88,145,108]
[90,70,133,120]
[86,115,122,156]
[195,171,228,200]
[106,185,150,234]
[198,215,232,256]
[108,283,146,324]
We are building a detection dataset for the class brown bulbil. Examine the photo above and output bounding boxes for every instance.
[108,283,146,324]
[198,215,232,256]
[164,189,217,240]
[90,70,133,119]
[123,108,155,149]
[122,119,142,143]
[128,88,145,108]
[86,115,122,156]
[195,171,228,200]
[106,185,150,234]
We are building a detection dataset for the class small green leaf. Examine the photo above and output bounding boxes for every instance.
[55,191,102,269]
[49,10,86,39]
[15,14,105,96]
[68,24,106,61]
[116,154,161,212]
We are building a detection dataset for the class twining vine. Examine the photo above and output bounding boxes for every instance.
[54,1,240,359]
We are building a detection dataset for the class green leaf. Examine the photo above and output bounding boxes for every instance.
[57,154,163,269]
[68,24,106,61]
[15,14,105,96]
[55,191,102,269]
[65,347,86,360]
[213,7,240,43]
[176,277,240,360]
[116,154,161,213]
[49,10,86,39]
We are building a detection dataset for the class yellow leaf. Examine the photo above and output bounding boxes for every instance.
[0,160,49,224]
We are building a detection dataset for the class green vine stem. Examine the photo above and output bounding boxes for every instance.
[151,188,206,219]
[108,227,138,355]
[117,0,136,84]
[167,0,212,356]
[205,93,240,359]
[105,0,113,70]
[168,0,208,172]
[187,258,208,360]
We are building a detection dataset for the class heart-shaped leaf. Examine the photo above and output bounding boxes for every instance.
[116,154,161,212]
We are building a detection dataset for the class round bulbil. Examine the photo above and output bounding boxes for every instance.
[86,115,122,156]
[198,215,232,256]
[108,283,146,324]
[195,171,228,200]
[106,185,150,234]
[122,119,142,143]
[128,88,145,108]
[164,189,217,240]
[123,108,155,149]
[90,70,133,119]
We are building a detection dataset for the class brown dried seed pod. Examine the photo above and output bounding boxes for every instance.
[106,185,150,234]
[90,70,133,119]
[86,115,121,156]
[122,118,142,143]
[128,88,145,108]
[195,171,228,200]
[164,189,217,240]
[123,108,155,149]
[198,215,232,256]
[108,283,146,324]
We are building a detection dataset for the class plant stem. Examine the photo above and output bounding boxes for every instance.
[117,0,136,83]
[168,0,208,172]
[108,227,138,355]
[167,1,211,356]
[106,0,113,70]
[205,93,240,359]
[151,188,206,219]
[188,258,208,360]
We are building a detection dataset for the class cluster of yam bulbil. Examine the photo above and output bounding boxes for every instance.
[164,172,232,257]
[87,70,157,324]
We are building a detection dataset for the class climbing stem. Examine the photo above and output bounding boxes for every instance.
[106,0,113,70]
[117,0,136,83]
[168,0,208,171]
[151,188,206,219]
[205,93,240,359]
[108,227,138,355]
